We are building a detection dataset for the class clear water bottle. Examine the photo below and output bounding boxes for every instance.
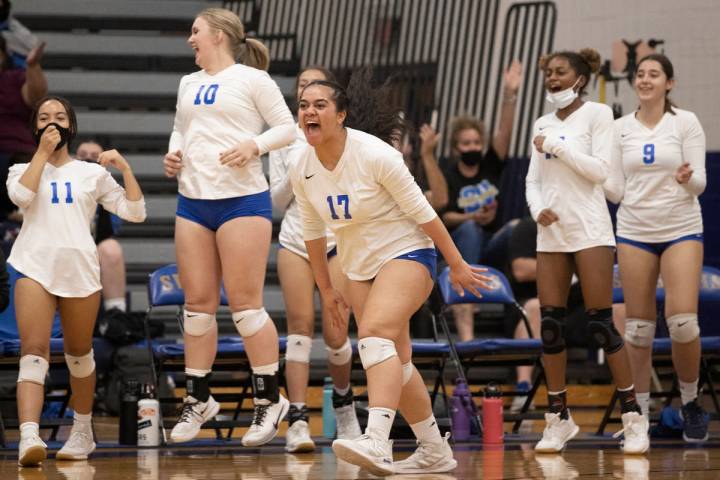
[322,377,336,439]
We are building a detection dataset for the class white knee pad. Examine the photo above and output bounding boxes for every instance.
[17,354,49,385]
[326,338,352,366]
[183,310,216,337]
[232,308,270,338]
[402,362,414,386]
[666,313,700,344]
[65,349,95,378]
[624,318,656,347]
[358,337,397,370]
[286,334,313,363]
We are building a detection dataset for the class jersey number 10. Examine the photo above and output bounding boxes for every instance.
[642,144,655,165]
[50,181,73,204]
[194,84,220,105]
[326,195,352,219]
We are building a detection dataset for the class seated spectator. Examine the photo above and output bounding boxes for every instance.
[76,140,129,313]
[401,121,449,211]
[441,60,522,340]
[506,217,627,411]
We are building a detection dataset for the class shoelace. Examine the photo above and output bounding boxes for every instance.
[612,417,643,439]
[251,404,270,427]
[178,401,202,424]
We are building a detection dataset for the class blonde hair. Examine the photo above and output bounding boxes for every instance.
[198,7,270,71]
[449,115,486,151]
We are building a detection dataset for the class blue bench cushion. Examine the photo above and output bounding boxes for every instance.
[455,338,543,356]
[2,338,66,356]
[652,336,720,355]
[153,337,287,360]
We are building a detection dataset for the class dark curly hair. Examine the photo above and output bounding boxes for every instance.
[302,67,405,146]
[539,48,602,96]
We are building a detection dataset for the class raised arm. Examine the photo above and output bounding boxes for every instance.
[492,60,522,160]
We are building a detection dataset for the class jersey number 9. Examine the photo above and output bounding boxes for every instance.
[642,144,655,165]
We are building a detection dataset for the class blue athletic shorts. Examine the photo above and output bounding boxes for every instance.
[176,191,272,231]
[616,233,703,256]
[394,248,438,281]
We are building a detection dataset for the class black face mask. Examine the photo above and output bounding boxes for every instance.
[459,150,483,167]
[34,122,74,151]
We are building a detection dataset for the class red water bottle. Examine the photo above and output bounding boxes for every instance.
[482,383,504,444]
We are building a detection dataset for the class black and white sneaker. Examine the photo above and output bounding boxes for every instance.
[170,395,220,443]
[241,395,289,447]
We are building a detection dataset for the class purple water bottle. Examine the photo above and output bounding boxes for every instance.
[451,378,473,441]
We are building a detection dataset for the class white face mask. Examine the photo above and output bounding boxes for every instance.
[545,78,581,110]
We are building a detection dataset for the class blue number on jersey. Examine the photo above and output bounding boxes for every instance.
[642,143,655,165]
[194,84,220,105]
[50,181,74,204]
[326,195,352,220]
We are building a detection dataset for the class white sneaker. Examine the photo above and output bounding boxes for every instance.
[56,427,96,460]
[394,432,457,474]
[170,395,220,443]
[335,404,362,440]
[535,455,579,480]
[285,419,315,453]
[534,412,580,453]
[18,434,47,467]
[241,395,289,447]
[332,432,394,477]
[613,411,649,454]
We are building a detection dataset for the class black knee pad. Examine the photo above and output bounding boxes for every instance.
[540,307,567,355]
[587,308,623,354]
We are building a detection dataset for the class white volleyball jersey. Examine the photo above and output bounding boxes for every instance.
[605,109,705,242]
[269,125,336,260]
[7,160,146,297]
[290,128,437,280]
[169,63,295,199]
[525,101,616,252]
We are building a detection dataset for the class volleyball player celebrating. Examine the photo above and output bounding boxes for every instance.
[290,71,490,476]
[7,96,146,466]
[605,54,709,442]
[270,65,361,453]
[526,49,648,454]
[163,8,295,446]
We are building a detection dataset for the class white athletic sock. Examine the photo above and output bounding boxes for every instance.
[636,392,650,419]
[366,407,395,440]
[334,384,351,397]
[291,402,306,410]
[20,422,39,438]
[74,412,93,433]
[410,415,442,444]
[104,297,126,312]
[252,362,279,376]
[679,379,699,405]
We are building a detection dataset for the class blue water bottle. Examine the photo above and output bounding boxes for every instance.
[322,377,336,438]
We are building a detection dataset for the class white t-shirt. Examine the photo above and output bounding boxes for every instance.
[604,108,705,242]
[290,128,437,280]
[525,101,616,252]
[269,125,336,260]
[7,160,146,297]
[169,63,295,199]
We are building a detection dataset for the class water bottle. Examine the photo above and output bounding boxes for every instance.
[482,382,504,444]
[451,378,473,441]
[322,377,336,439]
[119,379,139,445]
[137,383,161,447]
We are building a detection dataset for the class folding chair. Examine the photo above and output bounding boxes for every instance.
[597,265,720,435]
[437,265,544,434]
[144,264,285,441]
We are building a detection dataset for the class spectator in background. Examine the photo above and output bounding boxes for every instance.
[0,35,46,229]
[76,140,129,313]
[401,122,448,211]
[0,0,40,69]
[0,248,8,313]
[441,60,522,341]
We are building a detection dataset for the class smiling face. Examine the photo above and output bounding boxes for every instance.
[188,16,221,68]
[634,59,673,105]
[544,56,583,94]
[298,84,346,146]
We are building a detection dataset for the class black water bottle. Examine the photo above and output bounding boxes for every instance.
[119,379,139,445]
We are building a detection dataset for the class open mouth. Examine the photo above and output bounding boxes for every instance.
[304,120,320,135]
[548,85,563,93]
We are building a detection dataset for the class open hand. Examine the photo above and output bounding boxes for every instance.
[448,261,493,298]
[219,140,259,168]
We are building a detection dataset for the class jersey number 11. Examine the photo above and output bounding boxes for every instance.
[51,181,74,204]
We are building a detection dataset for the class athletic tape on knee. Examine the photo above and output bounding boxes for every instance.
[183,310,216,336]
[358,337,397,370]
[540,307,567,354]
[587,308,624,354]
[402,362,414,386]
[624,318,656,347]
[232,308,269,337]
[17,354,49,385]
[666,313,700,344]
[326,337,352,366]
[286,334,313,363]
[65,349,95,378]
